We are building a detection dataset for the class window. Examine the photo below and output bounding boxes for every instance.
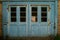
[41,7,47,22]
[11,7,16,22]
[31,7,37,22]
[20,7,26,22]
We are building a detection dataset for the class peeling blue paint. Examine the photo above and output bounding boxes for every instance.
[2,1,58,37]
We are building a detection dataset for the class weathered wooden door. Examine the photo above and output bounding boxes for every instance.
[3,2,55,37]
[8,6,28,37]
[29,5,55,36]
[27,2,55,36]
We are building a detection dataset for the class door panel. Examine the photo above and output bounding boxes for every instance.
[18,6,27,36]
[40,6,49,36]
[30,4,54,36]
[9,25,18,36]
[30,13,49,36]
[30,6,39,36]
[9,6,27,37]
[18,24,27,36]
[8,6,18,36]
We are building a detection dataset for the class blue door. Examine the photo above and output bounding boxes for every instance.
[29,5,54,36]
[8,6,28,37]
[3,2,55,37]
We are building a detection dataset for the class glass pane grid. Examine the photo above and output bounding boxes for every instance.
[31,7,37,22]
[11,7,16,22]
[11,11,16,13]
[20,7,26,22]
[41,7,47,22]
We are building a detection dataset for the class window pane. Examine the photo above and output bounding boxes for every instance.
[32,13,37,16]
[11,13,16,16]
[41,7,47,11]
[20,7,26,11]
[32,7,37,11]
[31,7,37,22]
[41,7,47,22]
[20,13,26,16]
[41,18,47,22]
[11,7,16,11]
[20,18,26,22]
[11,7,16,22]
[20,7,26,22]
[41,13,47,16]
[11,18,16,22]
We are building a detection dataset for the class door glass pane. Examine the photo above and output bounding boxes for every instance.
[11,18,16,22]
[41,7,47,22]
[20,7,26,22]
[11,7,16,22]
[41,7,47,11]
[20,18,26,22]
[31,7,37,22]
